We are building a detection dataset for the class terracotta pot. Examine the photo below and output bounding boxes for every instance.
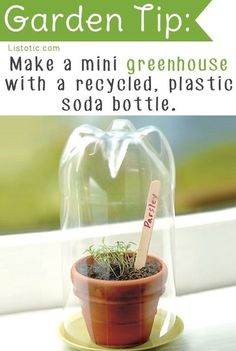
[71,255,168,347]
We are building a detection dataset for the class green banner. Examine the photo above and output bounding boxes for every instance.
[0,0,212,41]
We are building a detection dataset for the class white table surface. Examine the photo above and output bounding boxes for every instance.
[1,286,236,351]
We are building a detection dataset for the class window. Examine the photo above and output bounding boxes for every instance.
[0,116,235,234]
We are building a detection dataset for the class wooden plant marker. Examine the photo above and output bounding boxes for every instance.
[134,180,161,270]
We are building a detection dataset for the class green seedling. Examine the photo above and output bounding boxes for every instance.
[86,239,136,279]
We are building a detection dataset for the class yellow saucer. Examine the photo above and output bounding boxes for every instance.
[59,310,184,351]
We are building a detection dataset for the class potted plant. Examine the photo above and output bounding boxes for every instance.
[71,240,168,347]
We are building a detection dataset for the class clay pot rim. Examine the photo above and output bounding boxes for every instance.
[71,254,167,286]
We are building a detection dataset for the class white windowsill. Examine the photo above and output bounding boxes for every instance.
[0,207,236,314]
[1,286,236,351]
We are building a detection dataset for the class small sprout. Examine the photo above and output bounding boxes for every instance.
[85,239,137,279]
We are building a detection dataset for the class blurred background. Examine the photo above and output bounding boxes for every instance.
[0,116,235,234]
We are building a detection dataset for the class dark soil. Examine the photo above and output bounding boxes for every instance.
[77,258,161,281]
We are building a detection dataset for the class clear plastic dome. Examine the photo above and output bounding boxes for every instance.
[59,119,178,348]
